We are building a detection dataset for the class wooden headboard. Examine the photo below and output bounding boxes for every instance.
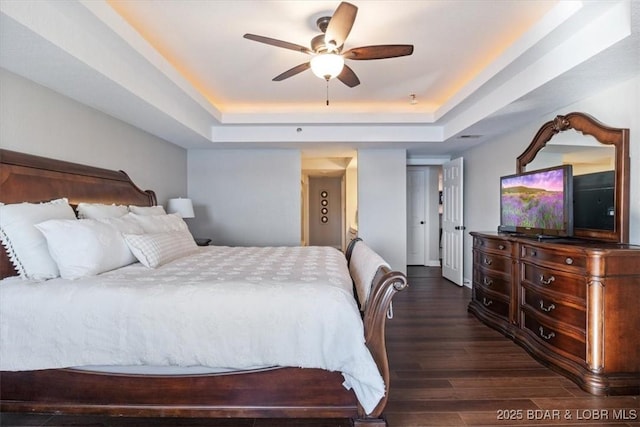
[0,149,157,278]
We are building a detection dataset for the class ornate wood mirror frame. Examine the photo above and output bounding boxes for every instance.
[517,112,630,243]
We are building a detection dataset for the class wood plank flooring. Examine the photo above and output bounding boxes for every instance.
[1,266,638,426]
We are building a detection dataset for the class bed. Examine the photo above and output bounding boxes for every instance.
[0,149,407,426]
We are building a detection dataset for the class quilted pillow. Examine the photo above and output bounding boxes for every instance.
[127,212,188,233]
[128,205,166,216]
[124,230,198,268]
[35,217,144,279]
[77,203,128,219]
[0,198,76,280]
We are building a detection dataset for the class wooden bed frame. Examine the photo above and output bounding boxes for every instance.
[0,149,408,426]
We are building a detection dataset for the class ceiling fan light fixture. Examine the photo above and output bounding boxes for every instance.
[310,53,344,80]
[245,1,413,89]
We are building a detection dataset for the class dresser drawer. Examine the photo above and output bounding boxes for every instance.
[520,244,586,273]
[522,285,586,330]
[473,287,509,321]
[474,236,512,254]
[473,266,511,297]
[473,251,511,275]
[521,263,586,300]
[522,312,586,362]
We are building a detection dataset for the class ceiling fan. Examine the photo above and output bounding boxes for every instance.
[243,1,414,88]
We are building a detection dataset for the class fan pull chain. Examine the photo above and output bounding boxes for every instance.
[326,79,330,106]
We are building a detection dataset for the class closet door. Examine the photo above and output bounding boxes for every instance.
[407,168,426,265]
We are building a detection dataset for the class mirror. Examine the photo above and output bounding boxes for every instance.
[517,112,630,243]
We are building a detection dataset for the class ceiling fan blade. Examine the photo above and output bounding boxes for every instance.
[273,62,311,81]
[244,34,312,54]
[337,64,360,88]
[342,45,414,60]
[324,2,358,49]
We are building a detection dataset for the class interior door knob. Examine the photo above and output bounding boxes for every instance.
[420,221,425,224]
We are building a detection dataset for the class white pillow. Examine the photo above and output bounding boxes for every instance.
[77,203,128,219]
[0,198,76,280]
[97,215,145,234]
[35,217,144,279]
[128,205,166,216]
[127,212,188,233]
[124,230,198,268]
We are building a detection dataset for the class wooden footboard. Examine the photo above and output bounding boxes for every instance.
[0,150,408,425]
[345,238,409,418]
[1,367,357,418]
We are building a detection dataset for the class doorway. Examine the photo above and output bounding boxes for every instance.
[301,153,357,251]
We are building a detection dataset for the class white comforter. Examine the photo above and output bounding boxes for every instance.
[0,245,384,414]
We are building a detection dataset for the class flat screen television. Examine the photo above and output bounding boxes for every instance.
[499,165,573,237]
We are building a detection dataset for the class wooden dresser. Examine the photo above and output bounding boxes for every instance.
[469,231,640,396]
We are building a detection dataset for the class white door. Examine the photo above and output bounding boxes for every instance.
[442,157,464,286]
[407,168,426,265]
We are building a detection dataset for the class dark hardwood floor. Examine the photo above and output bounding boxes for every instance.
[2,266,638,426]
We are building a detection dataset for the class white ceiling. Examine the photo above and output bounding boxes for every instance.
[1,0,638,160]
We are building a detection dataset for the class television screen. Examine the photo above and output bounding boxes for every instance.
[499,165,573,237]
[573,170,614,230]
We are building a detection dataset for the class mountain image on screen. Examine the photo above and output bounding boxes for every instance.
[501,169,565,230]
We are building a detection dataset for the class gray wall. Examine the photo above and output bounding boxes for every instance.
[461,75,640,286]
[0,68,187,205]
[187,149,302,246]
[358,149,407,273]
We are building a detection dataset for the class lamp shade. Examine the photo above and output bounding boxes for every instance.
[166,198,194,218]
[310,53,344,80]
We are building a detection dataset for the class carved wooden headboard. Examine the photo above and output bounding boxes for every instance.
[0,149,156,278]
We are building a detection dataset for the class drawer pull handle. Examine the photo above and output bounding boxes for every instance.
[482,297,493,307]
[530,250,537,256]
[565,257,573,265]
[483,258,492,265]
[539,300,556,312]
[539,326,556,340]
[483,277,493,287]
[498,244,505,250]
[539,274,555,285]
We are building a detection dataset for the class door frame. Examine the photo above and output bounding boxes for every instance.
[405,160,449,268]
[407,167,427,265]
